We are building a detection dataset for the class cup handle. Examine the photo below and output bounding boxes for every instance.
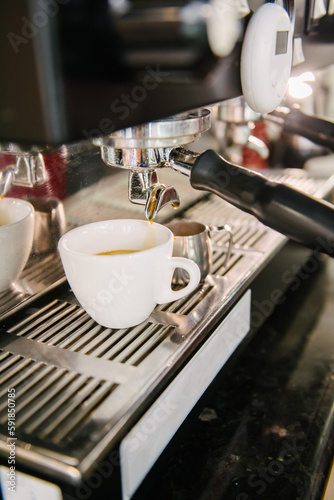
[207,224,233,267]
[156,257,201,304]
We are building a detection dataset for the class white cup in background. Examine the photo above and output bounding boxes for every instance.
[0,197,34,292]
[58,219,201,329]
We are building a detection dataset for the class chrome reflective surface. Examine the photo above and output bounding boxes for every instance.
[92,110,211,150]
[25,196,67,255]
[166,220,233,283]
[93,110,210,218]
[128,170,181,220]
[213,97,269,162]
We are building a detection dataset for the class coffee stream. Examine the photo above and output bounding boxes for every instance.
[142,221,156,250]
[94,221,156,256]
[95,186,178,255]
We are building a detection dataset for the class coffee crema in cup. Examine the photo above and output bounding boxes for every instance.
[94,223,157,256]
[95,249,140,256]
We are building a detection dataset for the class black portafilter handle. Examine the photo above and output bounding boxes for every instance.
[188,149,334,256]
[269,107,334,151]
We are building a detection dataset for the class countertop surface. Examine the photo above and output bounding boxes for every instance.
[136,254,334,500]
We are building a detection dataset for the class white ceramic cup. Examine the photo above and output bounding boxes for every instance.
[58,219,201,328]
[0,197,35,292]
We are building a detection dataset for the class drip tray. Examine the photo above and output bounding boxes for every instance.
[0,254,65,321]
[0,247,259,484]
[0,170,333,491]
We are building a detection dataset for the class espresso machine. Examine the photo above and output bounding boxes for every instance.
[1,2,334,500]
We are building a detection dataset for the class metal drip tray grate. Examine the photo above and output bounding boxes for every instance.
[0,254,65,321]
[0,170,333,485]
[6,299,176,366]
[0,350,118,446]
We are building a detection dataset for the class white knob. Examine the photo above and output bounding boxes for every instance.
[207,0,250,57]
[313,0,327,19]
[240,3,293,114]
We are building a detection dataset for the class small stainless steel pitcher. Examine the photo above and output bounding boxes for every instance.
[26,196,67,254]
[166,219,233,285]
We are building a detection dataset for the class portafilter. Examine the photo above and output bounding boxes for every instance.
[92,109,334,256]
